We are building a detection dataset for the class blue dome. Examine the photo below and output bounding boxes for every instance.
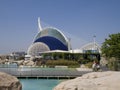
[34,27,69,51]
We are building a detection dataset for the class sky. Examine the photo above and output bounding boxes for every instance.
[0,0,120,54]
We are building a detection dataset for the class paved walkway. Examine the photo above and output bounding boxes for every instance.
[76,68,92,72]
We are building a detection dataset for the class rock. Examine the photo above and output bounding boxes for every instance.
[0,59,6,64]
[16,60,24,66]
[13,60,34,66]
[54,71,120,90]
[23,60,34,66]
[100,57,108,66]
[80,64,86,68]
[0,72,22,90]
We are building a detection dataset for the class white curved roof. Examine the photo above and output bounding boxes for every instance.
[80,42,101,53]
[34,27,69,46]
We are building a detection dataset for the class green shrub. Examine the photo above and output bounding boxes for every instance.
[85,62,93,68]
[46,60,79,68]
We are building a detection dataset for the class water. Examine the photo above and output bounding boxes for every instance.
[0,63,18,68]
[19,79,61,90]
[0,64,72,90]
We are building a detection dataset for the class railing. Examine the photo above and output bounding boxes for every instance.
[0,66,91,78]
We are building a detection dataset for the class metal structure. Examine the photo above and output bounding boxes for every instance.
[81,42,101,53]
[27,42,50,56]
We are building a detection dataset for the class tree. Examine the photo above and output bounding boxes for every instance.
[101,33,120,71]
[101,33,120,59]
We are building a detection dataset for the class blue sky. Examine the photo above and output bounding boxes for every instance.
[0,0,120,54]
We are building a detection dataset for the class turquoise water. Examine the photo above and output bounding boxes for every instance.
[19,79,61,90]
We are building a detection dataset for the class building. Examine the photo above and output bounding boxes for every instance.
[80,42,101,53]
[27,18,70,56]
[27,18,101,60]
[9,52,26,60]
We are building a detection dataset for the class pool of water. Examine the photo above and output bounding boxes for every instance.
[19,79,62,90]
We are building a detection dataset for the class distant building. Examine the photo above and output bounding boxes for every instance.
[80,42,101,53]
[9,52,26,60]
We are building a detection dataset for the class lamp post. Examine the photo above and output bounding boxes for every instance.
[68,37,71,51]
